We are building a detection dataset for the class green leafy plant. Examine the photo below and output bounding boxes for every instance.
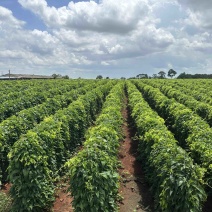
[7,80,115,211]
[134,80,212,191]
[66,82,124,212]
[0,80,99,184]
[127,81,207,211]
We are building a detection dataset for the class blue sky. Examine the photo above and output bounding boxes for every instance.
[0,0,211,78]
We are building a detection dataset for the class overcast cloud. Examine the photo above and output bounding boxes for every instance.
[0,0,211,78]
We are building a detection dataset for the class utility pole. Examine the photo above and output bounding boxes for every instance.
[9,69,10,80]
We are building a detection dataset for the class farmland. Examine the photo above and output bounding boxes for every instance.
[0,79,212,212]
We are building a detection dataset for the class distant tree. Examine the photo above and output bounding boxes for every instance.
[136,74,148,79]
[158,71,166,79]
[62,75,69,79]
[152,74,158,79]
[96,75,103,79]
[52,74,62,79]
[177,72,212,79]
[52,73,57,79]
[177,72,186,79]
[106,76,110,79]
[168,69,177,78]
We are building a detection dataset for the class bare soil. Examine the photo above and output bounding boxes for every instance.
[1,183,11,194]
[118,98,154,212]
[52,181,73,212]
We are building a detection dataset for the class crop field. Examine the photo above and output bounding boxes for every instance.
[0,79,212,212]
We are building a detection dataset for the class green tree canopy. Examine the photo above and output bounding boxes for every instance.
[52,74,62,79]
[136,74,148,79]
[96,75,103,79]
[152,74,158,79]
[62,75,70,79]
[158,71,166,79]
[168,69,177,78]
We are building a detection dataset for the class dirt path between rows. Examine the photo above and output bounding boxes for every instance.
[118,97,154,212]
[52,97,155,212]
[52,180,73,212]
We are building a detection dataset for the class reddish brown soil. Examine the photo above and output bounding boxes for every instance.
[118,98,154,212]
[52,182,73,212]
[1,183,11,194]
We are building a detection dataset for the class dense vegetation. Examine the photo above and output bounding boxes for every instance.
[0,79,211,211]
[177,73,212,79]
[66,82,124,212]
[127,81,206,211]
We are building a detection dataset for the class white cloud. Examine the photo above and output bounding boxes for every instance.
[101,61,110,66]
[0,0,211,78]
[0,6,93,75]
[18,0,150,34]
[0,6,25,29]
[178,0,212,11]
[177,0,212,30]
[0,50,26,59]
[15,0,176,73]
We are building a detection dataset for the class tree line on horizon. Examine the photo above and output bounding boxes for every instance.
[96,69,212,79]
[96,69,177,79]
[177,72,212,79]
[136,69,177,79]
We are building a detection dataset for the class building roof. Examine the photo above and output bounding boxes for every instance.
[0,74,53,79]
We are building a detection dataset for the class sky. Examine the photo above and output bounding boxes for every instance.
[0,0,211,78]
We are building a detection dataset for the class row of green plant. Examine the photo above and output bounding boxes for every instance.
[0,80,89,122]
[173,79,212,95]
[142,80,212,127]
[0,80,102,185]
[0,79,68,104]
[134,80,212,193]
[169,81,212,105]
[7,81,115,212]
[0,80,42,96]
[127,81,206,211]
[150,79,212,106]
[66,82,124,212]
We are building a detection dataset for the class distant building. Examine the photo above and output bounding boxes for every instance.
[0,74,53,80]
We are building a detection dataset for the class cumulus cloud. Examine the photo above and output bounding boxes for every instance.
[0,6,25,29]
[177,0,212,30]
[98,24,174,60]
[0,1,184,77]
[187,32,212,54]
[18,0,150,34]
[178,0,212,11]
[1,0,211,78]
[0,6,93,75]
[16,0,176,66]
